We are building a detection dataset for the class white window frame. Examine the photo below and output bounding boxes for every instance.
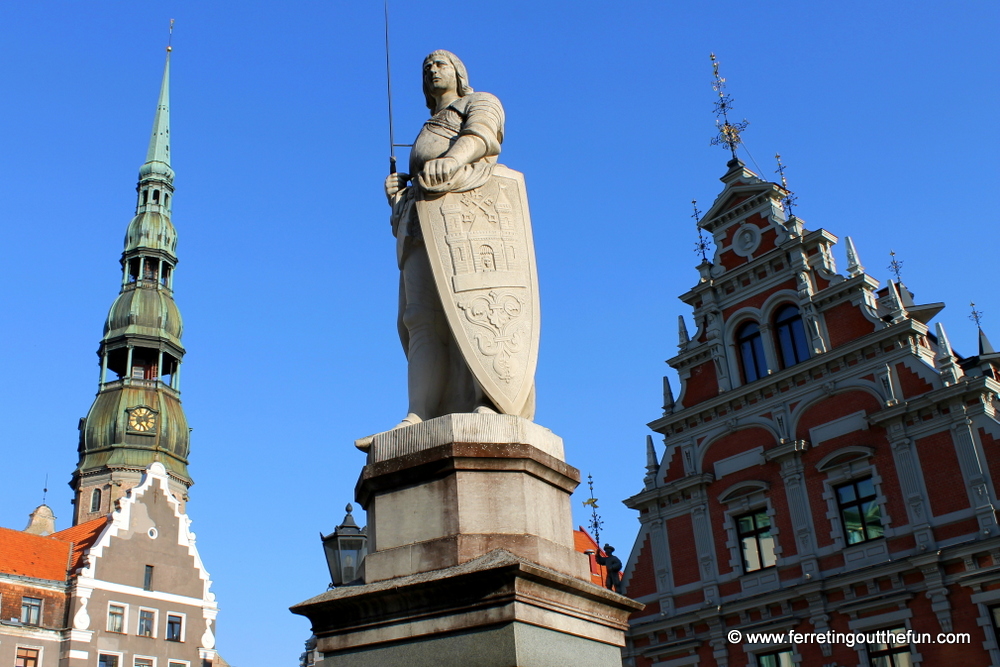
[106,601,129,634]
[166,661,190,667]
[98,651,124,667]
[14,644,44,667]
[137,607,158,638]
[165,611,187,643]
[133,656,157,667]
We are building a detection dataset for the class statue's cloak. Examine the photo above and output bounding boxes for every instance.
[416,164,538,417]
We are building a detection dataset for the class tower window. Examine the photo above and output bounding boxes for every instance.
[142,190,148,205]
[153,190,160,203]
[143,258,158,281]
[127,258,140,283]
[90,488,102,513]
[164,193,170,209]
[736,321,768,383]
[774,305,810,368]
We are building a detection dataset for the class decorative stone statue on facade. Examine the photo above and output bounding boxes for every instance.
[384,50,538,427]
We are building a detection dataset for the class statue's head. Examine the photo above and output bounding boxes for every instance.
[423,50,473,112]
[604,544,615,554]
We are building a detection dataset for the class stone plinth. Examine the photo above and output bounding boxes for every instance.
[291,550,643,667]
[355,414,590,583]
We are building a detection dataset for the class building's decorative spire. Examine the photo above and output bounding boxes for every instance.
[72,35,191,525]
[934,322,963,386]
[709,53,749,161]
[678,316,691,348]
[644,435,659,489]
[888,250,904,283]
[882,280,907,324]
[662,376,675,415]
[845,236,865,278]
[971,303,996,355]
[692,200,711,263]
[774,153,798,218]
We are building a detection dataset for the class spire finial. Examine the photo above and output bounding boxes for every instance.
[582,474,603,547]
[888,250,904,282]
[692,200,710,262]
[845,236,864,277]
[42,474,48,505]
[774,153,798,217]
[167,19,174,52]
[709,53,749,160]
[971,302,984,329]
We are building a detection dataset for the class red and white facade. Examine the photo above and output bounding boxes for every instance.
[621,158,1000,667]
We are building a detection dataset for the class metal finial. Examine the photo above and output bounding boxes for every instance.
[345,503,354,514]
[582,474,604,547]
[971,302,984,329]
[166,19,174,52]
[42,474,48,505]
[709,53,749,159]
[774,153,798,217]
[692,200,710,262]
[888,250,904,282]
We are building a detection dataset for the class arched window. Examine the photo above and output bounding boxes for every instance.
[736,321,768,383]
[90,488,102,513]
[774,305,810,368]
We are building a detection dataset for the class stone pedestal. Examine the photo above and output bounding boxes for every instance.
[292,415,642,666]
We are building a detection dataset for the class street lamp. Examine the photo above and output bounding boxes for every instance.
[320,503,367,588]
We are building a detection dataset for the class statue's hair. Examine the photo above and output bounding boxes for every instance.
[423,50,473,113]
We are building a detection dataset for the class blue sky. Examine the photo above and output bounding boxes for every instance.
[1,2,997,665]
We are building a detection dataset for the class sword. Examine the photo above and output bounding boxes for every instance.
[384,1,412,175]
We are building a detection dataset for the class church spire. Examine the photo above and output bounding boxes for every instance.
[71,40,191,525]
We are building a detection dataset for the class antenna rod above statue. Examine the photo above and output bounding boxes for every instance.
[384,1,396,174]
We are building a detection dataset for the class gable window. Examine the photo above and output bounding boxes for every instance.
[166,613,184,642]
[99,655,120,667]
[737,510,776,572]
[867,627,912,666]
[107,604,126,633]
[15,648,40,667]
[757,649,793,667]
[20,597,41,625]
[736,321,768,383]
[773,304,810,368]
[144,564,154,591]
[836,477,884,544]
[91,487,103,513]
[138,609,156,637]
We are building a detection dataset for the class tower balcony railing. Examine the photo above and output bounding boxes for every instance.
[122,279,173,294]
[100,377,179,396]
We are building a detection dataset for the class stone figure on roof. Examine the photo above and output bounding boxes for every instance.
[384,50,539,428]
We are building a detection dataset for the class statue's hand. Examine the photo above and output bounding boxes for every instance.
[422,157,459,186]
[385,172,410,198]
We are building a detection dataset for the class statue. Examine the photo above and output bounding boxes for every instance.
[384,51,538,428]
[595,544,623,592]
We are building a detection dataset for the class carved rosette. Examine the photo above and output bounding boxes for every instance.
[417,165,539,417]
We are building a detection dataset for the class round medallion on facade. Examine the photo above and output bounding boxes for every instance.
[731,223,762,258]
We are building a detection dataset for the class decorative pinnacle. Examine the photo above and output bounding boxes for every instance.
[709,53,749,159]
[887,250,904,282]
[970,302,984,329]
[692,200,710,262]
[774,153,798,217]
[166,19,174,52]
[582,474,603,547]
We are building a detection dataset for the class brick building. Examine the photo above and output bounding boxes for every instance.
[620,158,1000,666]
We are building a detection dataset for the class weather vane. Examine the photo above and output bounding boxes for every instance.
[709,53,749,160]
[692,200,710,263]
[774,153,798,217]
[888,250,904,282]
[582,474,603,547]
[167,19,174,52]
[971,302,984,329]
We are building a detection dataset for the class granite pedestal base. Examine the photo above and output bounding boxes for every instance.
[291,550,641,667]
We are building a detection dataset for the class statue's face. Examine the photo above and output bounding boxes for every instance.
[423,54,458,97]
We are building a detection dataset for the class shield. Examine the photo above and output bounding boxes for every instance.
[416,165,539,417]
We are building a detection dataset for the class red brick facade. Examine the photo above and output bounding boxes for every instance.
[620,159,1000,666]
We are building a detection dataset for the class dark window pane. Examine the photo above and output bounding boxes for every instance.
[857,477,876,499]
[837,483,857,503]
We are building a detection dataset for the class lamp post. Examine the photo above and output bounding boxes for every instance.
[320,504,368,588]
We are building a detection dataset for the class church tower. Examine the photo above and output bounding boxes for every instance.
[71,45,191,525]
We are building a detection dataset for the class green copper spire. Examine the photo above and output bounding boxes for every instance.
[72,43,191,526]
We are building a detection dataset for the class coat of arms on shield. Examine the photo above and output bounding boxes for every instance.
[416,164,539,418]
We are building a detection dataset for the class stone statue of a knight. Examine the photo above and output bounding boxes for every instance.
[384,50,538,428]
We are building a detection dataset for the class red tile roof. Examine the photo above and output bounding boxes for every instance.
[0,527,71,581]
[52,517,109,571]
[574,527,607,584]
[0,517,109,581]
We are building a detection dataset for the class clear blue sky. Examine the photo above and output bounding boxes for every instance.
[1,2,996,665]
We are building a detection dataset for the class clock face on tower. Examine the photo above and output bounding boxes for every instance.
[128,406,157,433]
